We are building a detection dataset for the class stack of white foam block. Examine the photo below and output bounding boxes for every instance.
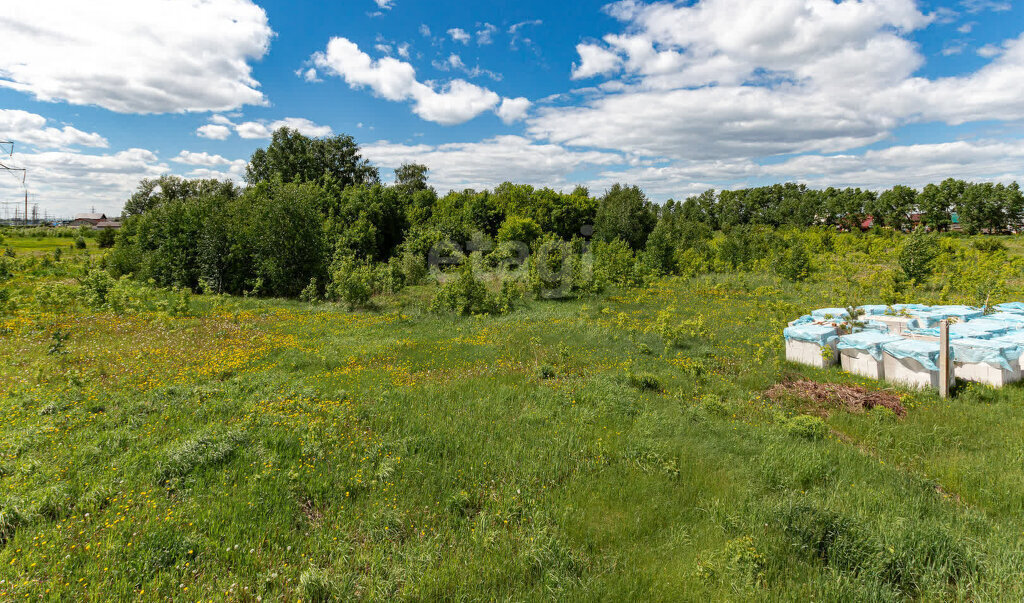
[785,338,838,369]
[870,315,918,334]
[953,361,1021,387]
[840,349,884,379]
[882,354,954,390]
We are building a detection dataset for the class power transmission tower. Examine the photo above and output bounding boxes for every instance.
[0,140,28,226]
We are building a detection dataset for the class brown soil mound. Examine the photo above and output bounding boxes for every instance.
[765,380,906,418]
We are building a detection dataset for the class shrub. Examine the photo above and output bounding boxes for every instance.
[328,256,377,310]
[898,230,939,283]
[593,237,646,288]
[74,236,87,250]
[401,251,428,285]
[79,268,116,308]
[375,257,406,295]
[300,277,321,303]
[528,235,575,299]
[699,394,728,416]
[972,238,1006,253]
[775,241,812,281]
[96,227,116,248]
[492,278,524,314]
[497,215,542,248]
[655,309,711,348]
[785,415,829,440]
[537,364,556,379]
[430,263,491,315]
[627,372,662,392]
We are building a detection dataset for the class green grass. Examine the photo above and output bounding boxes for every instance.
[1,234,1024,599]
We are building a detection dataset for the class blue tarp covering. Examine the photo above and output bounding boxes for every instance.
[790,315,815,326]
[910,320,1009,340]
[994,302,1024,314]
[962,318,1014,335]
[951,338,1023,371]
[892,303,931,312]
[882,339,943,371]
[927,305,984,321]
[784,324,839,346]
[982,312,1024,326]
[992,330,1024,346]
[811,307,849,319]
[858,305,891,316]
[861,320,890,332]
[837,331,905,361]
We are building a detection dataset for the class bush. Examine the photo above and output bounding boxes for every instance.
[375,257,406,295]
[401,251,428,285]
[537,364,556,379]
[593,237,646,288]
[328,256,377,310]
[627,372,662,392]
[699,394,728,416]
[79,268,116,308]
[429,263,492,315]
[74,236,87,250]
[898,230,939,283]
[300,277,321,303]
[785,415,829,440]
[96,227,116,248]
[497,215,542,248]
[775,241,812,281]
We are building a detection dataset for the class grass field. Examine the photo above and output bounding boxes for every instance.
[2,232,1024,600]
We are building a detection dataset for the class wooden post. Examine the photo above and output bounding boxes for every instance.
[939,319,950,398]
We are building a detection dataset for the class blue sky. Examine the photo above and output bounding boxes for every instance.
[1,0,1023,217]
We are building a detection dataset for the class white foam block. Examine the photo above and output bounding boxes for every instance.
[786,339,838,369]
[883,354,954,389]
[954,361,1021,388]
[871,315,917,334]
[840,350,884,380]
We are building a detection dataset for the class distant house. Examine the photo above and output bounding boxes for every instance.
[70,213,106,227]
[95,219,121,229]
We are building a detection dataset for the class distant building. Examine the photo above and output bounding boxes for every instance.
[70,212,106,227]
[95,219,121,229]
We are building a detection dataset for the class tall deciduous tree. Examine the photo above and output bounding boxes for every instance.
[594,184,656,250]
[245,127,379,188]
[873,185,917,230]
[393,163,430,193]
[123,175,238,218]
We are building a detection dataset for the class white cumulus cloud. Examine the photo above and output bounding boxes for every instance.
[0,0,273,114]
[363,135,622,192]
[448,28,471,44]
[0,109,108,149]
[310,37,524,125]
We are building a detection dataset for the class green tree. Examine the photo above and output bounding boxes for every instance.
[918,178,965,231]
[775,241,812,281]
[496,216,542,248]
[246,127,379,187]
[96,227,117,249]
[897,230,939,283]
[123,175,238,217]
[594,184,656,250]
[393,163,430,193]
[873,185,917,230]
[235,181,329,297]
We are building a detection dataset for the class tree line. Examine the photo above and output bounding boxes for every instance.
[106,127,1023,303]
